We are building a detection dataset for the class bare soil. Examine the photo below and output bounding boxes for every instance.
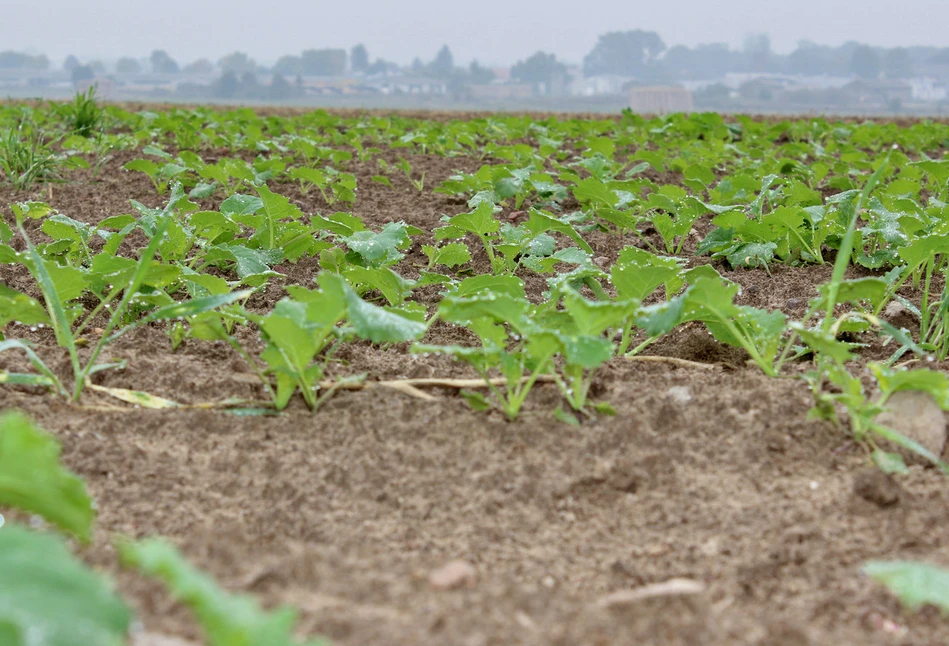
[3,140,949,646]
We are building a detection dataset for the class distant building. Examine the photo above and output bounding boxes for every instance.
[366,76,446,95]
[490,67,511,83]
[571,73,634,96]
[628,86,694,114]
[841,79,913,107]
[298,76,363,95]
[467,83,533,100]
[722,72,850,92]
[910,77,948,102]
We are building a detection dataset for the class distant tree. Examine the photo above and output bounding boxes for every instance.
[273,55,302,76]
[929,49,949,65]
[850,45,882,79]
[219,51,256,74]
[182,59,214,75]
[447,71,468,98]
[239,71,260,96]
[410,57,425,75]
[269,73,293,100]
[212,71,240,98]
[468,60,495,84]
[115,57,141,75]
[511,51,567,93]
[150,50,179,74]
[0,51,46,69]
[883,48,913,78]
[787,41,829,76]
[351,44,370,72]
[367,59,396,75]
[71,64,95,85]
[743,33,771,72]
[660,45,693,78]
[583,30,665,77]
[300,49,347,76]
[660,43,737,80]
[694,82,732,104]
[63,55,80,73]
[430,45,454,77]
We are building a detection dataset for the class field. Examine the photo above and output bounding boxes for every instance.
[4,99,949,645]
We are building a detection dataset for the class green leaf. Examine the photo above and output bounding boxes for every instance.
[817,277,888,309]
[897,234,949,270]
[120,538,326,646]
[864,561,949,613]
[450,275,526,300]
[460,390,491,412]
[289,167,327,188]
[224,245,283,279]
[422,242,471,269]
[44,263,87,302]
[0,287,50,328]
[611,248,683,301]
[449,201,499,236]
[107,290,252,343]
[220,194,264,216]
[790,323,856,363]
[0,339,65,393]
[870,363,949,409]
[573,177,618,209]
[345,266,415,306]
[342,222,411,267]
[261,302,324,372]
[257,184,303,221]
[11,202,53,223]
[0,411,94,540]
[189,182,217,199]
[562,291,637,336]
[344,289,427,343]
[556,333,613,369]
[0,526,131,646]
[0,372,57,387]
[680,276,741,321]
[635,295,687,337]
[554,407,580,426]
[123,158,159,178]
[524,209,593,254]
[0,243,18,264]
[871,450,909,475]
[726,242,776,270]
[438,293,530,331]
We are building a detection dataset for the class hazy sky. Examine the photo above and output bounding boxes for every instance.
[3,0,946,67]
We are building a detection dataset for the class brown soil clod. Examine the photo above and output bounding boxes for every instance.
[853,468,903,508]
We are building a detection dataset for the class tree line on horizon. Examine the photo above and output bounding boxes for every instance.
[3,30,947,100]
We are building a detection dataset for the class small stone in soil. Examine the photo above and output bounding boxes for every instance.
[666,386,693,405]
[428,560,476,590]
[883,300,917,330]
[874,390,947,462]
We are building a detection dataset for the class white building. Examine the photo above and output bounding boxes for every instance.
[909,77,948,102]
